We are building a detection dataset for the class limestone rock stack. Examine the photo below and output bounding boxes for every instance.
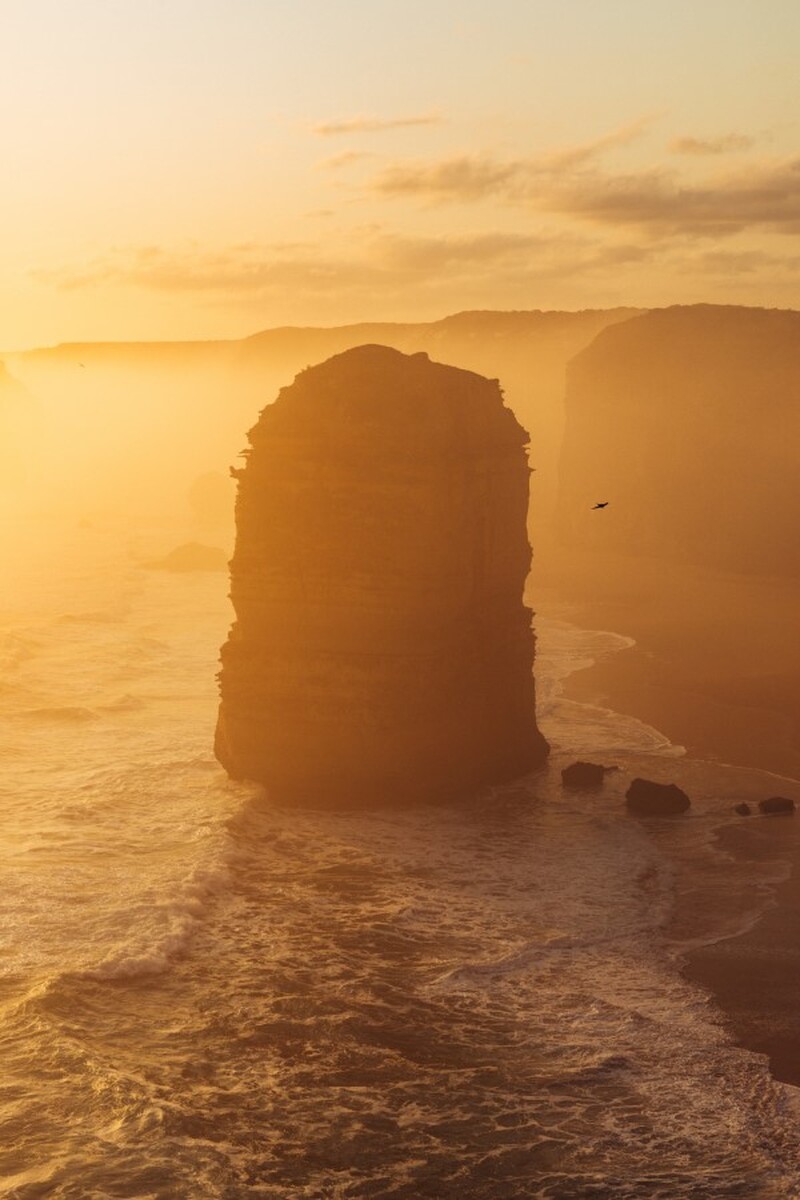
[215,344,548,803]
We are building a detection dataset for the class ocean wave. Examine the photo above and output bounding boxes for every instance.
[0,631,42,669]
[433,922,673,991]
[536,619,685,759]
[97,693,148,713]
[15,704,99,722]
[77,852,237,983]
[544,695,686,758]
[56,611,124,625]
[4,540,800,1195]
[535,618,636,713]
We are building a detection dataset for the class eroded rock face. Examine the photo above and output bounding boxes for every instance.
[215,344,548,803]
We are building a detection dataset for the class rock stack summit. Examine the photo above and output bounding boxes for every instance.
[215,344,548,803]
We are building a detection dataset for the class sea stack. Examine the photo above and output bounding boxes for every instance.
[215,344,548,803]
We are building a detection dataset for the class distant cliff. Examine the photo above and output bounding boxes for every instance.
[4,308,637,520]
[557,305,800,576]
[233,308,640,536]
[215,345,548,803]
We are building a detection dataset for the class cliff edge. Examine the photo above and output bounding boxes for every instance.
[556,304,800,576]
[215,344,548,803]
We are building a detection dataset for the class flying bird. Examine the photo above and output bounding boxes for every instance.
[591,502,609,509]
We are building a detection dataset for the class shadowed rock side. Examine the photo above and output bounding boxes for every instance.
[545,303,800,780]
[215,344,548,803]
[557,304,800,576]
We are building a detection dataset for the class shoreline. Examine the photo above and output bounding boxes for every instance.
[681,819,800,1088]
[537,585,800,1088]
[559,635,800,780]
[533,553,800,780]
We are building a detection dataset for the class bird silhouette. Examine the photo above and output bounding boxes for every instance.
[591,502,609,509]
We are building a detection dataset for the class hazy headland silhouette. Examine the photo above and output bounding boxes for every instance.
[2,307,637,526]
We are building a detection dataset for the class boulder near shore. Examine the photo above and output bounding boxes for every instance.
[561,761,612,790]
[758,796,795,816]
[625,778,691,816]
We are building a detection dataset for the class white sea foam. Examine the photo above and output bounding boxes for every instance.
[535,616,686,757]
[1,517,799,1196]
[79,845,238,982]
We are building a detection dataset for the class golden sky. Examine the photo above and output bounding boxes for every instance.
[2,0,799,347]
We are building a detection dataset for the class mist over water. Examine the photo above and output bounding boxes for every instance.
[2,515,799,1197]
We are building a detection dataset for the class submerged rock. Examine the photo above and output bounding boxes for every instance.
[625,778,691,816]
[215,344,548,803]
[758,796,795,816]
[561,761,609,790]
[734,802,752,817]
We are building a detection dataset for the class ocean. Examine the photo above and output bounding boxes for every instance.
[1,514,799,1198]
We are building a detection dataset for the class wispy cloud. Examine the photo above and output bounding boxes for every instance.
[545,157,800,236]
[684,247,800,275]
[373,155,520,202]
[34,193,799,312]
[369,116,657,203]
[374,231,557,272]
[318,150,376,170]
[669,133,756,156]
[31,229,654,302]
[539,115,659,170]
[313,113,443,136]
[33,244,375,295]
[369,131,800,239]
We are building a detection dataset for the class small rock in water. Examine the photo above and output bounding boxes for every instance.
[625,778,691,816]
[733,803,752,817]
[561,761,608,790]
[758,796,795,816]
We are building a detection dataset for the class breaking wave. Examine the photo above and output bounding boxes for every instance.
[1,519,799,1196]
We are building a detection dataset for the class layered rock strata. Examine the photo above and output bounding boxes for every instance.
[215,344,548,803]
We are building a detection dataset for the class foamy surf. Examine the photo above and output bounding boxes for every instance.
[77,838,240,982]
[1,518,799,1197]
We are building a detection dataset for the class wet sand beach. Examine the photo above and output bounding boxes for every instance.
[535,551,800,778]
[536,552,800,1092]
[683,818,800,1088]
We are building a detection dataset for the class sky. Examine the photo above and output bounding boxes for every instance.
[2,0,799,347]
